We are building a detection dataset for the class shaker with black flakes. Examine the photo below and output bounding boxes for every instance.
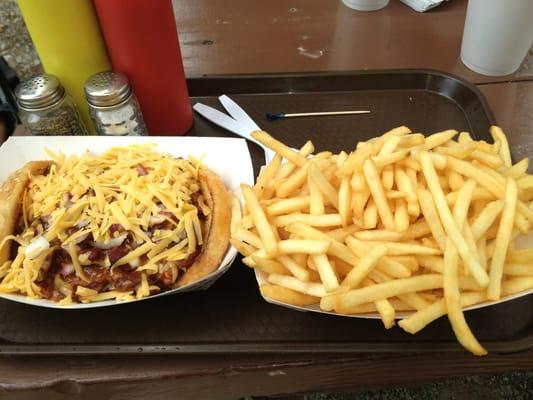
[14,74,87,136]
[84,71,147,136]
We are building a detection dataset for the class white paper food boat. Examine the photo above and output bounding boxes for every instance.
[0,136,254,309]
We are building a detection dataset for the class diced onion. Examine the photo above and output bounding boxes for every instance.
[129,258,140,268]
[24,236,50,260]
[149,215,166,226]
[91,234,127,250]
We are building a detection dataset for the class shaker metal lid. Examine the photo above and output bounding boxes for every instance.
[14,74,65,110]
[84,71,132,107]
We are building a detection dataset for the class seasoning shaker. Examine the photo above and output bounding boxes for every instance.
[84,71,147,136]
[15,74,87,136]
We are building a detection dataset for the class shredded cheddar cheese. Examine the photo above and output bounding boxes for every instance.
[0,145,208,304]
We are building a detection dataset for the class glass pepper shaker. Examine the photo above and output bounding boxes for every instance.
[84,71,147,136]
[15,74,87,136]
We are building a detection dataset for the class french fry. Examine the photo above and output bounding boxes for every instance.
[488,178,517,300]
[325,225,360,242]
[391,256,419,272]
[394,199,409,232]
[309,162,339,209]
[412,150,447,169]
[395,292,429,311]
[363,198,378,229]
[400,219,431,240]
[435,145,471,159]
[490,126,511,167]
[234,227,263,248]
[506,248,533,263]
[424,129,458,149]
[502,276,533,296]
[341,245,387,289]
[338,176,352,226]
[382,165,394,190]
[267,196,311,216]
[278,239,330,255]
[312,254,339,292]
[470,200,504,240]
[447,170,465,192]
[402,156,421,171]
[375,298,396,329]
[321,274,443,311]
[336,299,413,314]
[240,214,255,230]
[353,189,371,221]
[366,240,441,256]
[420,152,488,287]
[444,178,487,356]
[398,133,425,147]
[230,238,257,257]
[346,237,412,278]
[471,150,503,169]
[417,188,447,251]
[517,175,533,191]
[477,237,487,271]
[246,256,289,275]
[378,135,402,155]
[251,131,307,167]
[504,264,533,276]
[350,171,366,191]
[272,213,343,228]
[458,131,474,146]
[254,154,282,197]
[241,184,278,256]
[260,284,319,306]
[338,143,374,176]
[277,140,315,179]
[276,163,310,198]
[309,177,325,215]
[353,229,403,241]
[277,255,310,282]
[386,190,407,199]
[369,270,428,310]
[286,222,359,266]
[447,156,533,225]
[395,167,417,202]
[336,151,348,167]
[363,159,395,230]
[372,149,409,168]
[230,195,242,238]
[268,273,328,297]
[398,291,486,334]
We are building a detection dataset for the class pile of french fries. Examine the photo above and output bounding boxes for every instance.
[230,126,533,356]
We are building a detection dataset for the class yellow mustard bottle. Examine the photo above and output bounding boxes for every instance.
[17,0,111,132]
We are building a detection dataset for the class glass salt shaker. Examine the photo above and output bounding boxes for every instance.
[84,71,147,136]
[15,74,87,136]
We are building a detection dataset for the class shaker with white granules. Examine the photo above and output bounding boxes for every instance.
[84,71,147,136]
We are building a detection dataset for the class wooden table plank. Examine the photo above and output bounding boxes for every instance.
[1,351,532,399]
[174,0,532,84]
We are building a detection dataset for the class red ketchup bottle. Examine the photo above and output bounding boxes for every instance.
[93,0,193,135]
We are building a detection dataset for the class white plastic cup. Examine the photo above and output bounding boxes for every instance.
[342,0,389,12]
[460,0,533,76]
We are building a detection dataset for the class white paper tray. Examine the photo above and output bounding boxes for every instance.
[0,136,254,309]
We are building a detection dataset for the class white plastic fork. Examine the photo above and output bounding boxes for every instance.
[193,95,276,163]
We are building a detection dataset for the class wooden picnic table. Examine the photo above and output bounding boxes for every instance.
[1,0,531,398]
